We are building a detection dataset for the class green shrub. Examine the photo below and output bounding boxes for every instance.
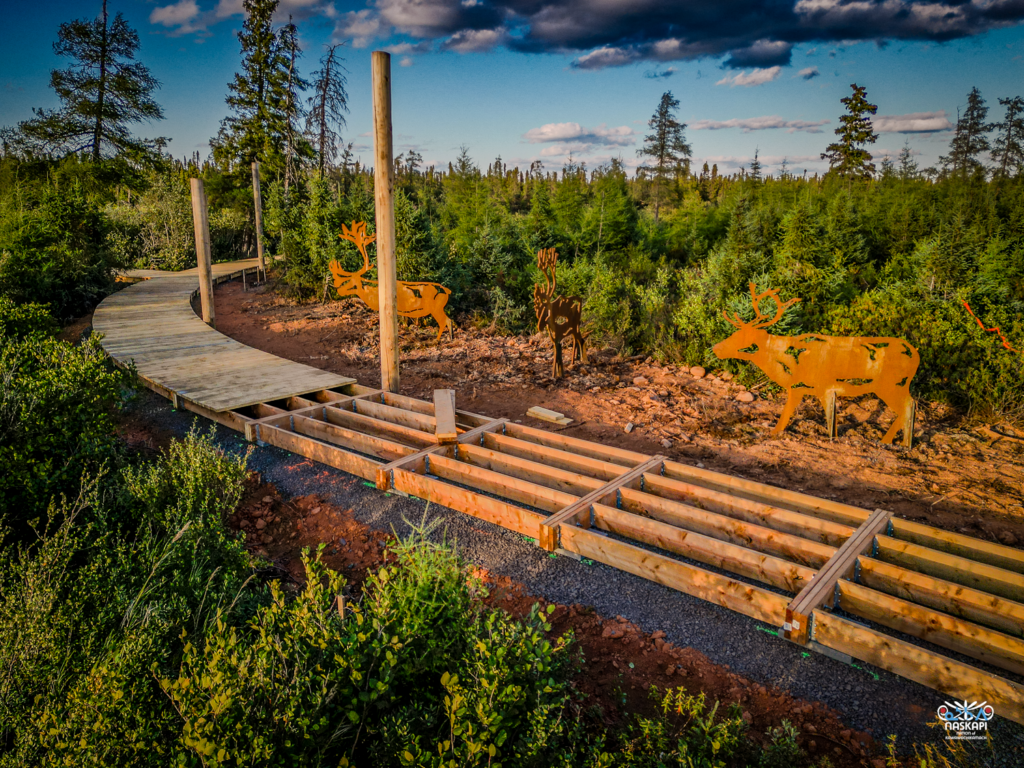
[0,297,58,340]
[0,333,133,528]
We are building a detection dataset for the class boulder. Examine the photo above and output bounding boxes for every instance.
[689,366,706,379]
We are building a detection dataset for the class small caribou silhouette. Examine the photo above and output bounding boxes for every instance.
[329,221,453,342]
[713,284,919,446]
[534,247,587,378]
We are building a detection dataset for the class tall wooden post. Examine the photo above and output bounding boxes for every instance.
[189,178,215,328]
[251,161,266,276]
[372,50,399,393]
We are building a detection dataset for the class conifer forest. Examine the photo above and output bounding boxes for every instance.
[1,1,1023,766]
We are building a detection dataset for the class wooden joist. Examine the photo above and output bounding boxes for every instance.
[538,456,665,551]
[433,389,458,443]
[375,419,508,491]
[784,509,891,644]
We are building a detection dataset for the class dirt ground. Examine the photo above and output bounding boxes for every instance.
[213,279,1024,548]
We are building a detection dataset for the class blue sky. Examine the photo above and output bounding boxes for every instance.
[2,1,1023,177]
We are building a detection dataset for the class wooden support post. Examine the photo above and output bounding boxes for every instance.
[434,389,457,444]
[539,455,666,552]
[784,508,891,644]
[372,50,399,393]
[376,419,507,491]
[189,178,215,327]
[251,161,266,276]
[824,390,837,440]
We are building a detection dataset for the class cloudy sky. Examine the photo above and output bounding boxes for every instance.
[3,0,1023,176]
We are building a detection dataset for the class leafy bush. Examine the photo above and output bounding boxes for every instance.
[0,331,133,528]
[0,297,58,340]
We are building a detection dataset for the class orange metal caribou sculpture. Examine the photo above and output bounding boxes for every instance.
[713,284,920,446]
[329,221,453,342]
[534,247,587,378]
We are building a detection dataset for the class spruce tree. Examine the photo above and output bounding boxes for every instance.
[992,96,1024,179]
[821,84,878,180]
[212,0,298,173]
[3,0,163,161]
[941,87,992,177]
[637,91,691,222]
[897,139,918,181]
[306,43,349,178]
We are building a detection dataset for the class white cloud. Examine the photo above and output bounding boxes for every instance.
[150,0,205,35]
[336,9,387,48]
[523,122,635,148]
[874,111,954,133]
[442,28,507,52]
[798,66,820,80]
[716,67,781,87]
[400,56,414,67]
[691,115,830,134]
[572,46,638,69]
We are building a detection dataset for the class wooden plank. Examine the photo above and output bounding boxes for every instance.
[875,536,1024,602]
[890,518,1024,575]
[376,419,507,491]
[643,474,855,547]
[858,558,1024,638]
[527,406,572,425]
[291,415,415,463]
[391,468,546,538]
[785,509,891,644]
[482,431,624,481]
[616,487,838,569]
[434,389,458,443]
[504,421,643,468]
[426,454,574,514]
[837,580,1024,677]
[321,407,436,448]
[560,526,790,626]
[812,611,1024,726]
[258,424,381,481]
[593,505,815,593]
[539,456,665,551]
[352,398,436,433]
[457,443,603,498]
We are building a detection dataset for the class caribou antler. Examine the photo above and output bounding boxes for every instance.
[339,221,375,274]
[537,248,558,297]
[749,283,800,328]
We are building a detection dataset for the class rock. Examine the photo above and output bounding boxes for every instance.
[651,630,666,639]
[997,530,1018,546]
[255,518,267,530]
[310,506,321,515]
[624,422,635,434]
[633,376,649,386]
[689,366,706,379]
[262,496,274,503]
[721,371,734,381]
[661,439,673,449]
[736,391,755,403]
[602,626,625,639]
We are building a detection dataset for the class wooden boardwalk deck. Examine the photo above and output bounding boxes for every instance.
[92,260,1024,724]
[94,261,354,412]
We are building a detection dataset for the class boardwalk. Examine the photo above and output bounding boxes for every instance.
[94,261,354,411]
[91,260,1024,723]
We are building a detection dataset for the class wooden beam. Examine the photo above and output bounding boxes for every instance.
[257,423,381,482]
[616,487,838,569]
[538,456,665,551]
[890,518,1024,575]
[351,398,436,434]
[875,535,1024,602]
[560,526,790,626]
[372,50,398,393]
[643,473,855,547]
[433,389,457,443]
[291,414,415,463]
[836,580,1024,677]
[858,558,1024,638]
[593,505,816,594]
[251,161,265,274]
[457,443,603,498]
[321,406,435,448]
[426,453,575,514]
[391,467,547,538]
[376,419,507,491]
[812,611,1024,726]
[189,178,215,328]
[785,509,891,644]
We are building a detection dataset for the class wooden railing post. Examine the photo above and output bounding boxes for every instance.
[189,178,215,328]
[251,161,266,277]
[372,50,399,393]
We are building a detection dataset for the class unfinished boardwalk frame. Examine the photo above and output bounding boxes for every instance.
[94,263,1024,726]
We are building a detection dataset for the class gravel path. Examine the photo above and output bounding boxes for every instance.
[129,389,1024,760]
